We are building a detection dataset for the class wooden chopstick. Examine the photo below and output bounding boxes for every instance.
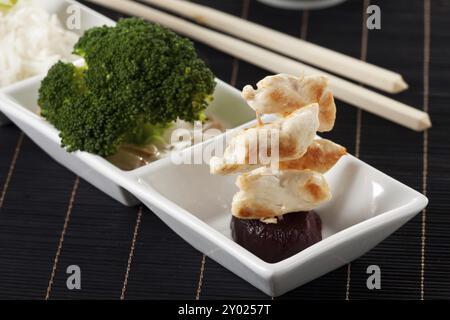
[142,0,408,94]
[86,0,431,131]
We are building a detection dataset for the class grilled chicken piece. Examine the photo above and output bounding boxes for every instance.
[211,137,346,175]
[232,167,331,219]
[242,74,336,132]
[210,104,319,175]
[279,139,346,173]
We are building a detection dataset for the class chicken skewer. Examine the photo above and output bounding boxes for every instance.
[210,73,345,223]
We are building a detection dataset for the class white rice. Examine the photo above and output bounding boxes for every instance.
[0,0,79,86]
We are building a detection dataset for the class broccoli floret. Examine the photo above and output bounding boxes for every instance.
[38,18,215,157]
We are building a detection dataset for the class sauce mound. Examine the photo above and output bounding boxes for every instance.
[231,211,322,263]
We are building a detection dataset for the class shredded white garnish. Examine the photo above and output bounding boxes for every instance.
[0,0,79,86]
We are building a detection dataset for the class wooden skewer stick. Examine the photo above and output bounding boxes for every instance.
[255,111,264,127]
[142,0,408,94]
[86,0,431,131]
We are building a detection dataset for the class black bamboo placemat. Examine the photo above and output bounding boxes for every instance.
[0,0,448,300]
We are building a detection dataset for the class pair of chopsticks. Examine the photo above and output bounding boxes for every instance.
[86,0,431,131]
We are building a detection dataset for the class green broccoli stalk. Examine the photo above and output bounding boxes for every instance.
[38,18,215,157]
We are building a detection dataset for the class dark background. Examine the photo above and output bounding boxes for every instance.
[0,0,449,299]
